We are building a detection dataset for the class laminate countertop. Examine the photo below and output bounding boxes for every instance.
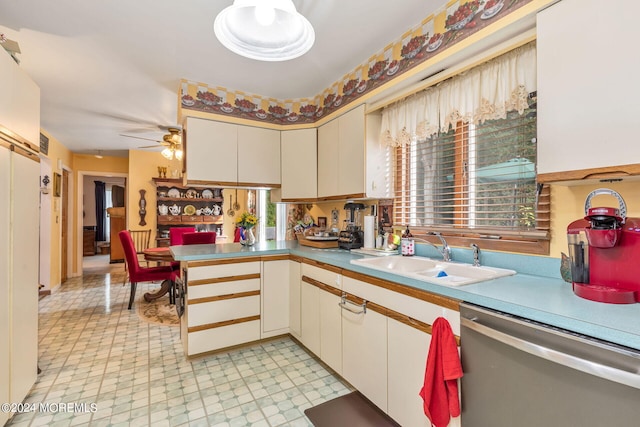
[171,241,640,351]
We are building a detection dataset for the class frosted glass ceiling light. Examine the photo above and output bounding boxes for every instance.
[214,0,315,61]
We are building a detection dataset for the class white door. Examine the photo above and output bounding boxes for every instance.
[0,148,10,426]
[319,289,342,375]
[341,300,388,411]
[300,281,320,355]
[288,261,301,339]
[186,118,238,184]
[9,151,39,403]
[317,119,339,198]
[261,260,290,338]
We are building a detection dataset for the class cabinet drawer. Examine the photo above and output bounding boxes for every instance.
[158,215,181,223]
[188,294,260,327]
[181,215,202,222]
[301,263,341,289]
[188,278,260,299]
[188,261,261,281]
[342,276,460,335]
[188,320,260,356]
[202,215,221,223]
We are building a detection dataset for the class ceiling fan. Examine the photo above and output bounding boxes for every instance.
[120,127,183,160]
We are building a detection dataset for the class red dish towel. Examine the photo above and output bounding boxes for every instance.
[419,317,463,427]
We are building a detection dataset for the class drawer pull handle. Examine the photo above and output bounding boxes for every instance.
[339,293,366,314]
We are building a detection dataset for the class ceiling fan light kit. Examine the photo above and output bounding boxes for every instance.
[214,0,315,62]
[161,146,183,161]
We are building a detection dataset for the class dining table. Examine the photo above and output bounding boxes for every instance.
[142,247,175,302]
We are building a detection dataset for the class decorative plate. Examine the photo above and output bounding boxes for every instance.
[183,205,196,216]
[186,189,198,199]
[201,189,213,199]
[167,188,180,198]
[481,1,504,19]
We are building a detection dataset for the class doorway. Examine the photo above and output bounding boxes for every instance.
[78,173,127,274]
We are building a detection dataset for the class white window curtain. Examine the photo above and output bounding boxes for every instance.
[381,42,537,147]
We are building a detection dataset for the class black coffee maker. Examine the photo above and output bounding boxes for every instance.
[338,202,365,250]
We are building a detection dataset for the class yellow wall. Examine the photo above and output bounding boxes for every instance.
[128,150,183,244]
[42,130,73,289]
[549,181,640,258]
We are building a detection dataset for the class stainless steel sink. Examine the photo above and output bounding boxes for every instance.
[349,255,516,286]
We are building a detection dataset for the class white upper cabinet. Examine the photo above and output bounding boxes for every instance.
[537,0,640,182]
[317,105,366,199]
[317,117,340,198]
[0,49,40,146]
[237,126,281,186]
[281,128,317,200]
[185,117,280,186]
[338,105,365,196]
[186,117,238,185]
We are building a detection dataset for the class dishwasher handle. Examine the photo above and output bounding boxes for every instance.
[461,316,640,390]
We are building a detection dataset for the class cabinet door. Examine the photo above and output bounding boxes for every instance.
[10,152,39,403]
[186,117,237,184]
[300,281,320,356]
[342,301,387,411]
[281,129,317,200]
[319,289,342,375]
[237,126,281,186]
[338,105,365,196]
[317,118,339,198]
[289,261,302,339]
[537,0,640,176]
[261,259,290,338]
[0,50,40,145]
[0,149,9,427]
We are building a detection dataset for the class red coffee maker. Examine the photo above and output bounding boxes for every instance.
[567,188,640,303]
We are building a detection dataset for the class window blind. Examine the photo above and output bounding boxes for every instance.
[393,94,549,238]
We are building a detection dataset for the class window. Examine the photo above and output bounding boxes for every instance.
[382,42,549,254]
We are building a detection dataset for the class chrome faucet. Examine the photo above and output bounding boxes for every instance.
[423,232,451,262]
[470,243,481,267]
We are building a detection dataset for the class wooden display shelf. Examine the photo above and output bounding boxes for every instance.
[158,215,223,225]
[157,197,223,203]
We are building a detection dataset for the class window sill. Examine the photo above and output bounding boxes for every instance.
[399,228,550,256]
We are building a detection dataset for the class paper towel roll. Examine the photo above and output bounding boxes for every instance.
[364,215,375,248]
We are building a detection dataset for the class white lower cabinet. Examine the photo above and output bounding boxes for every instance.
[182,259,262,356]
[388,317,462,427]
[300,281,321,355]
[288,260,302,339]
[261,258,290,338]
[318,289,342,375]
[341,300,388,412]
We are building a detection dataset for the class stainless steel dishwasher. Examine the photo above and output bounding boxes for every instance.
[460,303,640,426]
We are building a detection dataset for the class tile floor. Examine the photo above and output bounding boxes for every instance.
[7,256,351,426]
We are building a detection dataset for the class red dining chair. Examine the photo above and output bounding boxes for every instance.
[182,232,216,245]
[119,230,177,309]
[169,227,196,246]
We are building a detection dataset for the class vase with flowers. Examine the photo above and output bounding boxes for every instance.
[236,211,258,246]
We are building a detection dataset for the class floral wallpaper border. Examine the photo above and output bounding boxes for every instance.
[180,0,532,126]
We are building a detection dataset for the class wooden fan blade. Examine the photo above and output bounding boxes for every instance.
[138,144,162,149]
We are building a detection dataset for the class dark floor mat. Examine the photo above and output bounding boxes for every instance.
[304,391,400,427]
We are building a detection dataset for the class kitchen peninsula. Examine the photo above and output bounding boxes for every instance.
[172,241,640,352]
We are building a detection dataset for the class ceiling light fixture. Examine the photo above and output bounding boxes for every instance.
[161,146,183,161]
[214,0,315,62]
